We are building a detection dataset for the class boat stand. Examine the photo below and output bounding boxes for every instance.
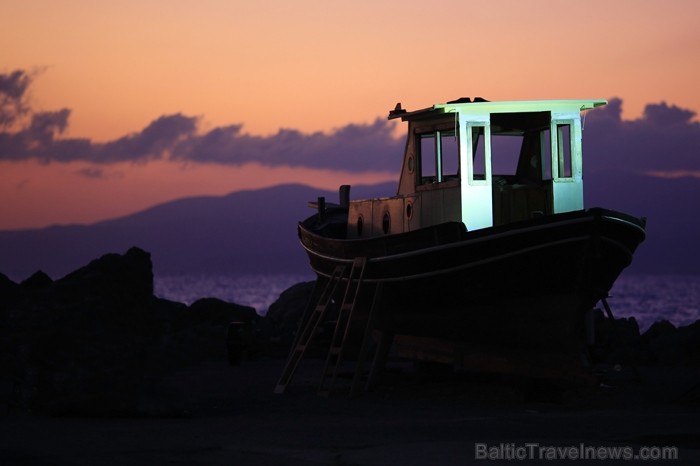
[350,282,391,397]
[275,257,383,395]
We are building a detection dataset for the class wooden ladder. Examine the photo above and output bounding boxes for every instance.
[349,282,390,398]
[318,257,367,396]
[274,263,352,394]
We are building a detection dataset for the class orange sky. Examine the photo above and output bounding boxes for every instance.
[0,160,394,228]
[2,0,700,229]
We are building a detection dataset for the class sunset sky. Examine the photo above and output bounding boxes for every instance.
[2,0,700,230]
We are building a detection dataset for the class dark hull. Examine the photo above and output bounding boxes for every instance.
[298,208,646,349]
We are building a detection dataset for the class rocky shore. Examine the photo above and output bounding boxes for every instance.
[0,247,262,417]
[1,247,699,464]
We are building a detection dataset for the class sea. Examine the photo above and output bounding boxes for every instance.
[154,272,315,316]
[153,272,700,332]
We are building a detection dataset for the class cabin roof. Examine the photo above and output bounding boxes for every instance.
[388,98,607,121]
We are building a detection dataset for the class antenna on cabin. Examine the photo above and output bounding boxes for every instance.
[388,103,406,119]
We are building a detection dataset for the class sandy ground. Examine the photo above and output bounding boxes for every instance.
[1,358,699,465]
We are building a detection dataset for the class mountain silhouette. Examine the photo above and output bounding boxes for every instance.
[0,183,395,281]
[1,176,699,282]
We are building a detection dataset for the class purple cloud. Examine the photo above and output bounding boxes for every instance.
[94,113,198,163]
[0,69,31,129]
[0,69,402,170]
[584,98,700,176]
[73,167,119,179]
[2,69,700,176]
[170,119,402,171]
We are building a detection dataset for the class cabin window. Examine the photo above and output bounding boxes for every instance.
[541,129,552,180]
[440,131,459,180]
[382,211,391,234]
[491,134,522,176]
[418,130,459,185]
[555,123,573,179]
[471,127,486,181]
[419,134,437,184]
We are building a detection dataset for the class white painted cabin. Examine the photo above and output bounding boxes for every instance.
[346,98,606,238]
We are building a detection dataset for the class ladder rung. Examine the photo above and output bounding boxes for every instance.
[278,259,369,395]
[318,257,368,396]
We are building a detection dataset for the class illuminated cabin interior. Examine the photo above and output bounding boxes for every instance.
[346,98,607,238]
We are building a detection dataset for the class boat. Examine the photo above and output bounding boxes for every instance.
[277,98,646,393]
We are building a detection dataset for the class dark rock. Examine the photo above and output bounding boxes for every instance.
[226,321,254,366]
[644,319,700,366]
[19,270,53,290]
[188,297,258,325]
[165,297,260,363]
[615,316,641,342]
[591,314,700,370]
[0,272,19,307]
[264,280,316,343]
[682,320,700,365]
[592,312,642,363]
[0,272,17,290]
[0,247,261,416]
[642,319,677,341]
[594,313,641,344]
[54,246,154,303]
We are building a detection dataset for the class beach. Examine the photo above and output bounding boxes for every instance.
[2,357,699,465]
[2,249,699,465]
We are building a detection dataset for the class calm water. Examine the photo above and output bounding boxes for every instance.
[154,273,314,315]
[606,273,700,330]
[154,273,700,331]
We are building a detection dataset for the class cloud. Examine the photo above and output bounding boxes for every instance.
[1,108,80,162]
[74,167,104,178]
[2,69,700,176]
[0,69,31,129]
[73,166,125,180]
[584,98,700,176]
[169,119,402,171]
[94,114,198,163]
[0,69,403,171]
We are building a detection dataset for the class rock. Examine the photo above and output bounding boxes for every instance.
[54,246,154,303]
[188,297,258,325]
[172,297,260,364]
[642,319,700,366]
[0,247,262,416]
[0,271,17,290]
[642,319,677,341]
[682,320,700,365]
[590,314,700,370]
[591,311,642,364]
[264,280,316,344]
[0,272,19,306]
[19,270,53,290]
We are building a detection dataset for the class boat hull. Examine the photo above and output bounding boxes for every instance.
[298,208,646,350]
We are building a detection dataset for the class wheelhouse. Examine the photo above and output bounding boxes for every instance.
[347,98,606,238]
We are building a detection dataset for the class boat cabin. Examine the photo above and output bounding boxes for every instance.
[346,98,606,238]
